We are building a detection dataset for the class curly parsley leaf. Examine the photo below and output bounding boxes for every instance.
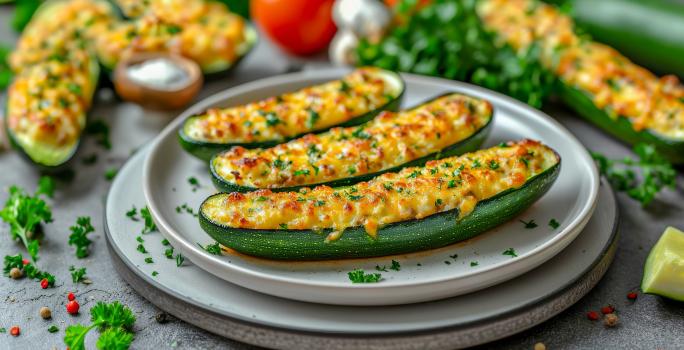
[348,269,382,283]
[592,143,676,206]
[68,216,95,258]
[197,242,222,255]
[69,265,87,283]
[4,253,56,287]
[0,183,53,261]
[64,301,137,349]
[96,327,134,350]
[519,219,538,229]
[140,206,157,234]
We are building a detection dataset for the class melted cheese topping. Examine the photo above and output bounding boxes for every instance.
[185,67,401,143]
[202,140,559,237]
[7,0,108,152]
[212,93,492,188]
[478,0,684,140]
[93,0,249,71]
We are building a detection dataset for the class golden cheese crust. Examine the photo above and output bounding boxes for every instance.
[478,0,684,140]
[184,67,401,143]
[202,140,559,238]
[94,0,249,71]
[212,93,492,188]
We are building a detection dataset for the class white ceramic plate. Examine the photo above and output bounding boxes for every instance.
[109,145,617,349]
[142,69,600,306]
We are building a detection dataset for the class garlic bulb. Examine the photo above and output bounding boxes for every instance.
[330,0,392,66]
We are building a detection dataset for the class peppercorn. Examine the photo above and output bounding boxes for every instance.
[39,306,52,319]
[9,326,20,336]
[66,300,80,315]
[627,292,638,300]
[600,305,615,314]
[67,292,75,301]
[586,310,600,321]
[9,267,22,279]
[40,278,49,289]
[155,312,170,324]
[604,313,619,327]
[534,342,546,350]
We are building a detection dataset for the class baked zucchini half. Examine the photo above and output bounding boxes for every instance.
[179,67,405,160]
[93,0,257,77]
[209,92,493,192]
[199,140,561,260]
[478,0,684,163]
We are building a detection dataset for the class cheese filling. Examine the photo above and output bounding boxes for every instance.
[477,0,684,140]
[212,93,492,188]
[184,67,402,143]
[202,140,559,238]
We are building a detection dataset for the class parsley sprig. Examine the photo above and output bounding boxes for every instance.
[3,253,56,287]
[64,301,136,350]
[592,143,676,206]
[0,177,55,261]
[348,269,382,283]
[140,206,157,234]
[69,266,88,283]
[68,217,95,258]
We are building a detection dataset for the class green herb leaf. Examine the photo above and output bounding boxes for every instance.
[96,327,134,350]
[592,143,676,206]
[144,257,153,264]
[198,242,222,255]
[347,269,382,283]
[470,261,479,267]
[48,325,59,333]
[4,253,56,286]
[36,176,56,198]
[502,248,518,258]
[68,216,95,258]
[390,260,401,271]
[519,219,538,229]
[0,183,53,261]
[548,218,560,229]
[140,206,157,234]
[11,0,41,32]
[126,207,139,221]
[175,254,184,267]
[105,168,118,181]
[69,265,88,283]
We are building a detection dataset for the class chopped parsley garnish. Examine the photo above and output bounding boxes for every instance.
[314,200,326,207]
[435,198,443,206]
[136,236,144,243]
[161,239,170,246]
[85,119,111,149]
[347,194,364,201]
[519,157,529,168]
[407,170,420,179]
[339,80,351,93]
[449,254,458,260]
[520,219,538,229]
[347,166,357,175]
[187,177,200,191]
[152,271,159,277]
[383,183,394,191]
[347,269,382,283]
[263,111,282,126]
[0,180,53,261]
[144,257,153,264]
[256,196,268,202]
[166,24,182,35]
[68,216,95,258]
[126,206,139,221]
[140,206,157,234]
[279,223,288,230]
[3,254,55,287]
[175,203,198,217]
[273,158,291,170]
[197,242,222,255]
[375,265,388,272]
[64,301,136,350]
[502,248,518,258]
[48,325,59,333]
[489,160,500,170]
[69,265,87,283]
[293,169,310,176]
[351,127,371,139]
[104,168,118,181]
[176,254,184,267]
[444,260,451,265]
[471,159,482,168]
[390,260,401,271]
[447,179,457,188]
[442,162,453,168]
[549,218,560,229]
[164,248,174,259]
[470,261,479,267]
[307,109,320,128]
[136,244,147,254]
[67,83,82,96]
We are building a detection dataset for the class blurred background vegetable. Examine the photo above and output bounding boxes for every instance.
[251,0,337,56]
[11,0,41,32]
[0,44,11,90]
[215,0,250,19]
[356,0,555,108]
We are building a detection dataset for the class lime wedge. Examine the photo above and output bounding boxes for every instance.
[641,227,684,301]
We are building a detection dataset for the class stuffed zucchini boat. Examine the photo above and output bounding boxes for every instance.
[5,0,111,169]
[478,0,684,163]
[93,0,257,76]
[210,92,493,192]
[199,140,561,260]
[179,67,405,160]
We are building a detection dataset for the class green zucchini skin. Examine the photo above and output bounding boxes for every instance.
[209,99,493,193]
[178,70,406,161]
[557,83,684,164]
[199,161,560,260]
[568,0,684,78]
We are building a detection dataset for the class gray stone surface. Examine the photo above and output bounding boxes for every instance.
[1,5,683,350]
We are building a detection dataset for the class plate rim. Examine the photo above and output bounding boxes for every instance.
[142,69,600,297]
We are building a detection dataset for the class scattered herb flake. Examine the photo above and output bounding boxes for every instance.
[69,265,87,283]
[502,248,518,258]
[104,168,118,181]
[136,244,148,254]
[68,217,95,258]
[140,206,157,234]
[187,177,200,192]
[126,206,139,221]
[175,254,184,267]
[470,261,479,267]
[161,239,170,246]
[375,265,388,272]
[144,257,153,264]
[347,269,382,283]
[390,260,401,271]
[520,219,538,229]
[549,218,560,229]
[48,325,59,333]
[198,242,222,255]
[164,248,174,259]
[152,271,159,277]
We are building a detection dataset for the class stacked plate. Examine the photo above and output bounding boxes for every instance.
[105,69,617,349]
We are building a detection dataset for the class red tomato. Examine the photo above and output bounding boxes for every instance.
[251,0,337,56]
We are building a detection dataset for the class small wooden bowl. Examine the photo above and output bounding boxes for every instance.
[114,52,203,111]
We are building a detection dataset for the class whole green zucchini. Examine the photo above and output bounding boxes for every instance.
[209,92,493,193]
[179,68,405,160]
[199,140,560,260]
[568,0,684,78]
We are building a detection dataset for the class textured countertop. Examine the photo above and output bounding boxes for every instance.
[1,7,683,350]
